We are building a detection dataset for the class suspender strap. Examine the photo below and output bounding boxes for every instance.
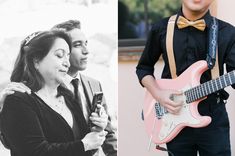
[166,15,177,79]
[211,48,219,79]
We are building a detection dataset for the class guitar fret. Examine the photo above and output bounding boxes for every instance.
[196,87,199,99]
[219,78,223,89]
[203,83,208,95]
[228,73,232,84]
[201,84,205,97]
[186,90,190,103]
[221,75,226,89]
[226,73,232,86]
[191,88,195,102]
[195,87,199,99]
[207,82,211,94]
[224,74,230,86]
[199,86,203,98]
[188,90,192,103]
[193,88,197,101]
[232,72,235,84]
[188,91,192,103]
[214,79,218,91]
[223,75,227,87]
[210,82,214,93]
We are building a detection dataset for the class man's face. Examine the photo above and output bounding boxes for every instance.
[182,0,214,13]
[68,28,89,71]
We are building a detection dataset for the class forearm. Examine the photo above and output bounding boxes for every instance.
[141,75,159,99]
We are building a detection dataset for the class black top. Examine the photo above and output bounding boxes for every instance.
[0,90,92,156]
[136,10,235,114]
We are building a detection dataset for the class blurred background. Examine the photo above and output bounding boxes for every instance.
[0,0,117,155]
[118,0,235,156]
[118,0,180,39]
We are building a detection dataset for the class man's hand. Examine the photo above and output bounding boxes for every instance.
[141,75,183,115]
[90,104,108,131]
[0,82,31,111]
[154,89,183,114]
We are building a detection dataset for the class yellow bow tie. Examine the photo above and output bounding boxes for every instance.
[177,16,206,31]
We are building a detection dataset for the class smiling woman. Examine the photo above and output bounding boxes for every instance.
[0,30,107,156]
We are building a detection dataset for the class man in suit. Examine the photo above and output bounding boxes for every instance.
[0,20,117,156]
[52,20,117,156]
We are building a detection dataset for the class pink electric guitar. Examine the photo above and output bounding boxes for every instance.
[143,60,235,145]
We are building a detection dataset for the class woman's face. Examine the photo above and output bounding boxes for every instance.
[35,38,70,85]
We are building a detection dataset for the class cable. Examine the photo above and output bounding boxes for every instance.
[156,145,175,156]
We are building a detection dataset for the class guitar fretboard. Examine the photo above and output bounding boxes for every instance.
[184,70,235,103]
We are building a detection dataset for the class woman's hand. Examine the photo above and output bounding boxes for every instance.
[0,82,31,111]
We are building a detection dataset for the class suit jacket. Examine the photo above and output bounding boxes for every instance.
[0,91,92,156]
[79,74,117,156]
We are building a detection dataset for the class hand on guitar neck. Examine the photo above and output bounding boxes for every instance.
[141,75,184,114]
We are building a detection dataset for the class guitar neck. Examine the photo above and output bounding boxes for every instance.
[185,70,235,103]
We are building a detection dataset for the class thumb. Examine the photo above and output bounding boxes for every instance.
[172,90,183,95]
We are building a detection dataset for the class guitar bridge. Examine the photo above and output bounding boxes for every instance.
[155,103,167,119]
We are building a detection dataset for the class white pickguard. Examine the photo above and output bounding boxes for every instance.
[158,86,200,141]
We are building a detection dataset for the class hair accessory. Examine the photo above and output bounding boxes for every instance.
[24,31,41,45]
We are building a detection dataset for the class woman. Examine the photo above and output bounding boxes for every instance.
[0,30,106,156]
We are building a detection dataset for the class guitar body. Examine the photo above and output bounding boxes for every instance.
[143,60,212,144]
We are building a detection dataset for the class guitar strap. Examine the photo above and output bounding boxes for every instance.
[166,14,219,79]
[166,15,177,79]
[207,17,219,79]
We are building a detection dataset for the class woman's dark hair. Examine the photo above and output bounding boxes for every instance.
[10,30,72,92]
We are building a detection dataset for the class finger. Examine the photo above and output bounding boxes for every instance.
[5,90,15,95]
[165,99,180,107]
[91,121,103,126]
[91,112,99,117]
[91,126,102,132]
[98,131,107,136]
[7,82,31,94]
[172,90,183,95]
[18,83,31,94]
[15,84,31,94]
[96,104,102,108]
[7,86,28,93]
[90,117,107,124]
[164,104,181,114]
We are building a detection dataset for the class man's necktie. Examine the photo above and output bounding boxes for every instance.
[177,16,206,31]
[71,78,83,112]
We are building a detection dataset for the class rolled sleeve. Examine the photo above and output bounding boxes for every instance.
[136,23,163,86]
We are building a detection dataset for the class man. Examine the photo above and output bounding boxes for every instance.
[136,0,235,155]
[0,20,117,156]
[52,20,117,156]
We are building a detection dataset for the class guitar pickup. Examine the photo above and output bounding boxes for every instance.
[155,102,167,119]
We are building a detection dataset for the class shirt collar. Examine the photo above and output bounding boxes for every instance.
[63,73,81,89]
[177,8,213,28]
